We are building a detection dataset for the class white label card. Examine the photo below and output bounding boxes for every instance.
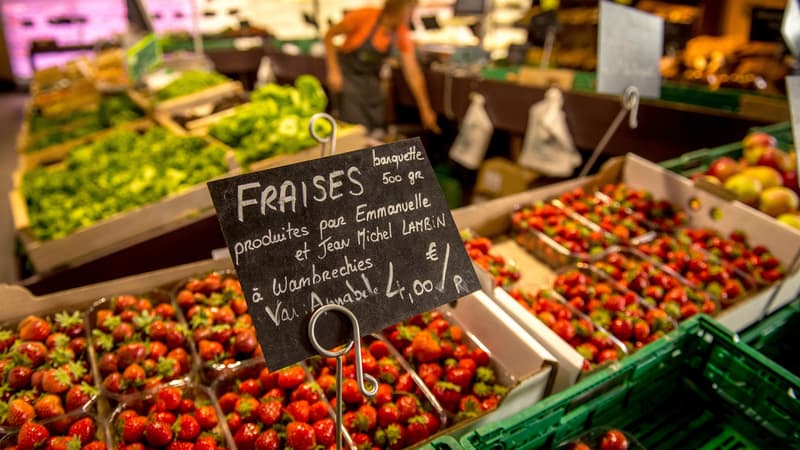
[597,1,663,99]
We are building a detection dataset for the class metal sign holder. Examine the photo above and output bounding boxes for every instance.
[305,114,377,450]
[578,86,640,178]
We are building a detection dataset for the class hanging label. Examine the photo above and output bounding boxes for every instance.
[783,0,800,56]
[596,1,663,99]
[126,33,161,82]
[207,138,481,370]
[785,75,800,180]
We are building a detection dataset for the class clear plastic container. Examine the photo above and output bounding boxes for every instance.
[0,309,98,434]
[0,407,110,450]
[171,270,263,382]
[86,291,199,402]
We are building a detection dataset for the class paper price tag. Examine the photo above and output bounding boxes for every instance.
[207,138,480,370]
[597,1,663,99]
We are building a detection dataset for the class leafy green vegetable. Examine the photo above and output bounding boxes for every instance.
[25,94,144,153]
[210,75,329,168]
[155,70,229,101]
[21,127,228,241]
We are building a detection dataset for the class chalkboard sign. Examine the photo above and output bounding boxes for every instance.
[207,138,481,370]
[597,1,663,99]
[751,7,784,43]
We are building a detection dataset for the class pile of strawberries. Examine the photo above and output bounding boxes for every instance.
[553,269,675,352]
[558,187,653,243]
[508,288,623,371]
[3,415,106,450]
[384,311,507,419]
[90,295,194,397]
[215,363,332,450]
[461,231,521,289]
[592,253,717,321]
[511,201,616,257]
[636,235,753,308]
[307,338,443,449]
[174,272,262,373]
[600,184,688,231]
[112,385,227,450]
[677,228,784,286]
[0,312,95,428]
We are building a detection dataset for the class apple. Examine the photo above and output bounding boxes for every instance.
[777,213,800,230]
[758,186,799,217]
[743,132,777,150]
[779,150,797,173]
[743,146,768,166]
[724,173,763,205]
[783,170,800,195]
[706,157,739,182]
[756,147,787,171]
[741,166,783,189]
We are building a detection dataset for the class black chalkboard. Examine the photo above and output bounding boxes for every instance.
[207,138,481,370]
[751,7,784,43]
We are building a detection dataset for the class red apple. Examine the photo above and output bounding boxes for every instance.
[743,132,777,150]
[783,170,800,195]
[756,147,786,171]
[707,157,739,182]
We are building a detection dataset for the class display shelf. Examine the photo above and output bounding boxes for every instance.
[459,315,800,449]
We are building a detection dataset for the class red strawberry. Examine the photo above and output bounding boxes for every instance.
[373,383,393,406]
[395,396,418,423]
[405,415,431,445]
[471,348,490,366]
[254,429,280,450]
[66,383,96,411]
[41,369,71,394]
[291,382,321,404]
[255,400,281,426]
[82,442,106,450]
[175,414,201,441]
[285,400,310,423]
[97,353,118,376]
[368,341,390,359]
[238,379,262,398]
[341,379,363,404]
[144,421,173,447]
[18,422,50,450]
[44,436,72,450]
[277,366,305,390]
[312,418,335,446]
[309,401,330,423]
[117,343,146,368]
[156,387,182,412]
[122,364,145,386]
[416,363,442,388]
[194,436,216,450]
[153,411,176,425]
[395,373,415,392]
[217,392,239,414]
[19,316,51,341]
[18,342,48,366]
[226,412,242,433]
[67,417,95,445]
[432,382,461,412]
[7,366,33,390]
[235,396,259,421]
[34,394,65,419]
[378,402,400,428]
[121,415,147,443]
[233,423,260,450]
[7,399,35,426]
[445,366,473,390]
[356,404,377,431]
[286,422,316,450]
[166,443,193,450]
[258,368,277,391]
[194,405,218,430]
[410,331,442,362]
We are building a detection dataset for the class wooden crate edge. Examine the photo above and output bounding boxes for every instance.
[9,190,30,231]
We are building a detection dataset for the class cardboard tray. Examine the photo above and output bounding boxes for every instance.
[452,153,800,390]
[9,125,239,273]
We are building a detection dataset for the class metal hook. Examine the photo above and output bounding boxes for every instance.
[309,112,338,158]
[622,86,640,129]
[578,85,641,178]
[308,304,378,450]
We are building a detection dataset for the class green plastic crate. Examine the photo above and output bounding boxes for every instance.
[460,315,800,450]
[660,121,793,177]
[419,436,465,450]
[660,83,742,113]
[741,297,800,379]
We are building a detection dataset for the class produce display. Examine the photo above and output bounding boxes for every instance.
[155,71,229,101]
[306,337,445,448]
[508,288,624,371]
[461,231,521,289]
[595,184,687,231]
[89,294,195,399]
[562,428,637,450]
[0,312,95,429]
[174,272,262,379]
[24,94,144,153]
[21,127,229,241]
[556,189,653,243]
[110,385,228,450]
[1,414,107,450]
[696,132,800,226]
[209,75,329,168]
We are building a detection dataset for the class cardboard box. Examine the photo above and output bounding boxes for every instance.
[453,153,800,389]
[474,158,539,200]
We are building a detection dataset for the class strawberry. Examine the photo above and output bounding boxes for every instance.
[144,421,173,447]
[312,418,335,446]
[65,383,96,411]
[226,411,242,433]
[153,411,176,425]
[233,422,260,450]
[235,396,259,421]
[378,403,400,428]
[97,353,118,376]
[122,364,145,386]
[405,415,431,445]
[254,429,280,450]
[285,400,310,423]
[258,368,277,391]
[194,436,216,450]
[409,331,442,362]
[19,316,51,341]
[194,405,218,430]
[309,401,330,423]
[341,379,363,404]
[373,383,393,406]
[356,404,377,431]
[166,443,193,450]
[18,342,48,367]
[286,422,316,450]
[376,423,405,450]
[7,366,33,389]
[43,436,73,450]
[291,382,321,404]
[116,343,146,368]
[67,417,95,445]
[157,387,182,412]
[277,366,305,390]
[445,366,473,390]
[34,394,65,419]
[238,379,262,398]
[18,422,50,450]
[218,393,239,414]
[432,381,461,412]
[175,414,201,441]
[121,415,147,443]
[7,398,36,426]
[102,372,123,393]
[416,363,442,388]
[395,396,418,423]
[81,442,106,450]
[368,341,390,360]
